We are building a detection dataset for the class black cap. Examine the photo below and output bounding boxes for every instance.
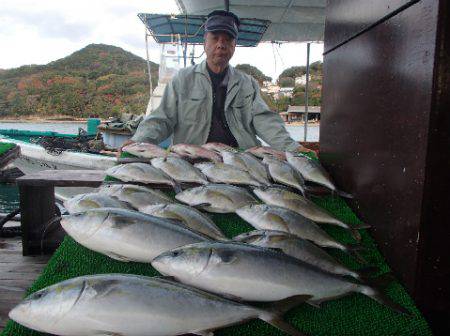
[205,10,240,39]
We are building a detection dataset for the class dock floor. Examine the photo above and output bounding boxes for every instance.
[0,223,49,330]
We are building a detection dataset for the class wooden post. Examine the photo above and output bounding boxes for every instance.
[19,185,57,256]
[16,170,106,256]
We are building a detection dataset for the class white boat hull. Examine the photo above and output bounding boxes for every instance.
[1,138,116,201]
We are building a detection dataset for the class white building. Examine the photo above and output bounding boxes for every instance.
[294,74,311,86]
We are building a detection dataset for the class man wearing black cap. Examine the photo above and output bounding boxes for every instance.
[129,10,310,153]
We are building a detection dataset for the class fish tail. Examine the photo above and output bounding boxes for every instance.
[173,182,183,194]
[358,284,412,316]
[258,295,312,336]
[345,244,368,264]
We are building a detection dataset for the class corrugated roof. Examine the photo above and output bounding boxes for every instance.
[175,0,325,42]
[287,105,321,113]
[138,13,270,47]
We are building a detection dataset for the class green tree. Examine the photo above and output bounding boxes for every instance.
[235,64,271,85]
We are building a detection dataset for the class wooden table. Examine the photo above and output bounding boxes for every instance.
[16,170,105,255]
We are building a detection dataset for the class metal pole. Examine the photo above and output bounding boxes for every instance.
[145,28,153,97]
[224,0,230,11]
[303,43,310,142]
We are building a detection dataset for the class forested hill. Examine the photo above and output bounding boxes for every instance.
[0,44,158,118]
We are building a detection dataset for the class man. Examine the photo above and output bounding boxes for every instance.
[126,10,311,153]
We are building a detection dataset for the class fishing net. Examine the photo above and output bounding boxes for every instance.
[1,151,433,336]
[30,129,104,155]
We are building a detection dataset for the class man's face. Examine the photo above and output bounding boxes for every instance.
[204,31,236,68]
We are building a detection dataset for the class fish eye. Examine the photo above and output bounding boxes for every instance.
[172,250,182,257]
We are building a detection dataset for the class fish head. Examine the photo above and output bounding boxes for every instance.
[60,209,109,241]
[235,203,265,220]
[140,203,167,216]
[233,230,267,245]
[174,187,204,205]
[9,280,83,331]
[152,243,213,277]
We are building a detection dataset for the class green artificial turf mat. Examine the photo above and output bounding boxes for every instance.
[0,142,15,156]
[2,150,433,336]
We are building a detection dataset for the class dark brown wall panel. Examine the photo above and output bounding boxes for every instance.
[321,0,449,332]
[322,0,438,290]
[324,0,414,52]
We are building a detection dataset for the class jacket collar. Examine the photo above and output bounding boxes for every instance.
[195,60,240,93]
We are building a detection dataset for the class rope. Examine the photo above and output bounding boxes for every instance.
[0,208,21,237]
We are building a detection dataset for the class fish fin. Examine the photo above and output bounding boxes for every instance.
[210,190,235,204]
[268,247,286,254]
[173,182,183,194]
[345,244,368,264]
[193,202,212,208]
[105,252,131,262]
[364,272,397,290]
[270,295,313,313]
[306,300,322,308]
[353,222,371,229]
[358,284,412,316]
[193,331,214,336]
[265,213,291,232]
[93,330,124,336]
[258,295,312,336]
[337,190,353,199]
[155,275,177,281]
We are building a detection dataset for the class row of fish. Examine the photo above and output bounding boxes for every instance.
[10,143,407,336]
[120,142,351,197]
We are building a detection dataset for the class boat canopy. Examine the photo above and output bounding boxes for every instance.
[175,0,325,42]
[138,13,270,47]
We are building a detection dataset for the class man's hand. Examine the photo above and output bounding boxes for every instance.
[297,145,314,154]
[117,139,135,158]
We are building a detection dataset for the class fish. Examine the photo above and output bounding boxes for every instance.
[262,155,306,195]
[63,192,132,214]
[195,162,263,187]
[151,156,209,185]
[285,152,353,198]
[221,151,271,186]
[152,241,409,314]
[202,142,238,154]
[60,207,210,262]
[253,187,368,240]
[170,143,222,162]
[106,163,180,191]
[122,142,173,159]
[234,229,366,279]
[175,184,258,213]
[140,203,227,240]
[245,146,287,160]
[97,184,175,210]
[235,204,364,260]
[9,274,309,336]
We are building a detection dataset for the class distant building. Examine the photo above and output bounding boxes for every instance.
[280,105,321,122]
[279,87,294,98]
[294,74,311,85]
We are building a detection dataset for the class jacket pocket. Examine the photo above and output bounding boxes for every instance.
[232,91,253,108]
[180,89,207,122]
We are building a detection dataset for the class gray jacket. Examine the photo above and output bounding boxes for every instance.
[132,60,298,151]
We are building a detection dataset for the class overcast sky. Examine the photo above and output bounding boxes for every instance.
[0,0,324,81]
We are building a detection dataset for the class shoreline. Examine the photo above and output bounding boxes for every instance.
[0,118,90,124]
